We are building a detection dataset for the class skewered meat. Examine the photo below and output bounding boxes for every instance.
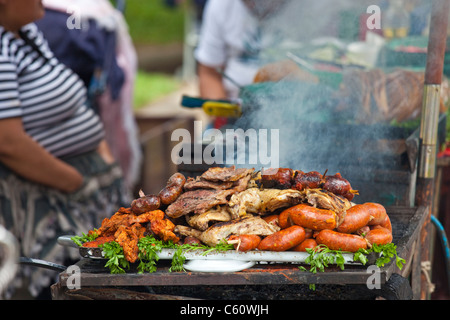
[292,170,358,201]
[165,189,236,219]
[175,215,279,247]
[261,168,294,189]
[227,188,304,219]
[322,173,350,195]
[185,206,232,231]
[292,171,323,191]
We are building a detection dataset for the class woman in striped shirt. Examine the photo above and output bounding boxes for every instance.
[0,0,130,298]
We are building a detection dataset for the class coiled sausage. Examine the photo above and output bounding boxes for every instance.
[365,227,392,246]
[365,202,388,226]
[336,204,372,234]
[315,229,367,252]
[258,225,306,252]
[288,204,337,231]
[263,214,280,228]
[278,208,293,229]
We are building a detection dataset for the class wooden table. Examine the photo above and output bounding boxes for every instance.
[51,206,428,300]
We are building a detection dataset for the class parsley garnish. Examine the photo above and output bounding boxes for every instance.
[71,231,98,247]
[299,243,405,289]
[370,243,406,269]
[102,241,130,274]
[92,235,234,274]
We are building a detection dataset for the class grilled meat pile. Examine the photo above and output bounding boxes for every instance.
[82,166,384,262]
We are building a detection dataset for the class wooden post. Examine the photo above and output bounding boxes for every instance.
[416,0,450,300]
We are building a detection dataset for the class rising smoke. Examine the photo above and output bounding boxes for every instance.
[225,0,427,206]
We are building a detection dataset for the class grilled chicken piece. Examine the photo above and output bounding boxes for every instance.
[303,188,352,226]
[114,224,145,264]
[201,166,254,182]
[149,218,179,243]
[186,206,232,231]
[93,207,133,237]
[175,215,279,247]
[227,188,304,219]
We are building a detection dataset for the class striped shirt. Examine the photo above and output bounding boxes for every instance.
[0,23,104,158]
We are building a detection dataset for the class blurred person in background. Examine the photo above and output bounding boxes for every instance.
[194,0,349,128]
[0,0,129,299]
[36,0,142,191]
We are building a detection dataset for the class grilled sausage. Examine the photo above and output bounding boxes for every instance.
[336,204,372,234]
[304,228,313,239]
[291,238,318,252]
[365,202,388,226]
[159,173,186,205]
[288,204,337,231]
[263,214,280,228]
[356,225,371,236]
[228,234,261,252]
[258,225,306,252]
[378,214,392,232]
[131,195,161,215]
[278,208,293,229]
[315,229,367,252]
[365,227,392,246]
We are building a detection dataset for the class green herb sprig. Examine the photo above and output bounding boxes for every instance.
[299,245,345,274]
[71,231,98,247]
[298,243,405,290]
[86,235,234,274]
[102,241,130,274]
[370,243,406,269]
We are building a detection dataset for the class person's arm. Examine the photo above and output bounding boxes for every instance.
[0,117,84,193]
[197,63,227,100]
